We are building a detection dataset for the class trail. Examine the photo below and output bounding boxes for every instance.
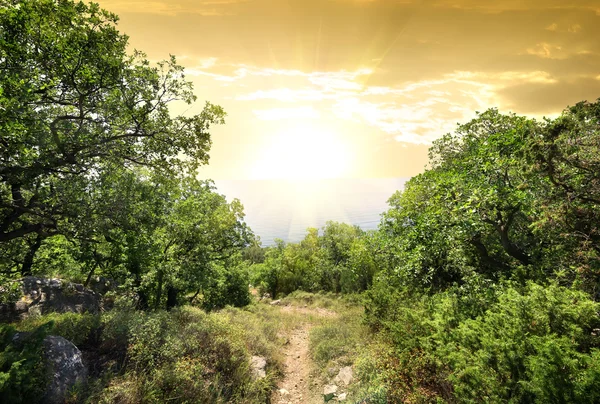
[271,305,337,404]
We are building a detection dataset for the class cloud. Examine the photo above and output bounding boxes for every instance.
[525,42,593,59]
[216,63,568,145]
[253,107,320,120]
[430,0,600,13]
[98,0,246,16]
[496,77,600,114]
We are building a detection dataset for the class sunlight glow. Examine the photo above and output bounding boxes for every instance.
[250,125,352,180]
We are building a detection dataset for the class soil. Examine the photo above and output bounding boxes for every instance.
[271,305,338,404]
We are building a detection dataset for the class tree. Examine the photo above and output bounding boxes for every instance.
[0,0,225,273]
[528,99,600,294]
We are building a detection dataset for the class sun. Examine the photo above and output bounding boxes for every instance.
[250,124,353,180]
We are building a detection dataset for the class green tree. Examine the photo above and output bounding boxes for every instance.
[0,0,225,274]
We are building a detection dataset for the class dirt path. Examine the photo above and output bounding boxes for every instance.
[271,305,337,404]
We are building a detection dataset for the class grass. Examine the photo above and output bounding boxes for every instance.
[5,291,391,403]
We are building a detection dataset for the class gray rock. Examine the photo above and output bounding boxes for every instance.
[12,333,87,404]
[270,299,281,305]
[250,355,267,379]
[88,276,117,295]
[0,277,101,322]
[324,384,338,402]
[334,366,353,387]
[337,392,347,401]
[43,336,87,404]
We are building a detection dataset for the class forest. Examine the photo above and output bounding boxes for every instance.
[1,1,600,403]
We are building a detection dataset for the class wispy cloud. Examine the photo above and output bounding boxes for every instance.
[182,56,585,145]
[253,107,320,120]
[98,0,246,16]
[525,42,593,59]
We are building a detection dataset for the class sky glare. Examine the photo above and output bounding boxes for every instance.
[97,0,600,180]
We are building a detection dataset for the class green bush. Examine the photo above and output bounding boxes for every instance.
[16,312,101,347]
[201,264,251,311]
[92,306,271,403]
[0,323,51,404]
[367,282,600,403]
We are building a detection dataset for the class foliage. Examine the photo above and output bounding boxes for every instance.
[0,323,51,403]
[0,0,252,311]
[93,306,273,403]
[250,222,374,297]
[15,312,101,347]
[0,0,224,272]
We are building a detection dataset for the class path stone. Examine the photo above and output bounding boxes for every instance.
[323,384,338,402]
[250,355,267,379]
[334,366,353,386]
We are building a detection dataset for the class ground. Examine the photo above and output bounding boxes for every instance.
[271,305,338,404]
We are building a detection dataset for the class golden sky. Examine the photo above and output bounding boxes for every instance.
[97,0,600,180]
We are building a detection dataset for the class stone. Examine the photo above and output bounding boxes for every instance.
[337,392,347,401]
[279,388,290,395]
[250,355,267,379]
[43,335,87,404]
[0,277,101,322]
[334,366,353,387]
[88,276,117,295]
[270,299,282,305]
[323,384,338,402]
[12,333,87,404]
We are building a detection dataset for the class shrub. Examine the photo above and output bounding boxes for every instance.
[16,312,101,348]
[91,306,271,403]
[0,323,51,403]
[368,282,600,403]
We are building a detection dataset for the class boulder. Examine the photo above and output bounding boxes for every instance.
[12,333,87,404]
[334,366,353,387]
[250,355,267,379]
[43,335,88,403]
[270,299,281,305]
[0,277,101,322]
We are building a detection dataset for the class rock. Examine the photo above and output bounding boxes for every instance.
[88,276,117,295]
[334,366,353,387]
[323,384,338,402]
[337,392,347,401]
[43,335,87,404]
[279,388,290,395]
[12,333,87,404]
[250,355,267,379]
[270,299,281,305]
[0,277,101,322]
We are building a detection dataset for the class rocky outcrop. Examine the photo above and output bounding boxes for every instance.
[0,277,101,322]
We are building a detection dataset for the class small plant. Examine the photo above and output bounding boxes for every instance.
[0,322,52,403]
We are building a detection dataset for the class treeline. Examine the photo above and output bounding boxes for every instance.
[247,222,380,297]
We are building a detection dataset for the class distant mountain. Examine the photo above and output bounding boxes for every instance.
[213,178,407,246]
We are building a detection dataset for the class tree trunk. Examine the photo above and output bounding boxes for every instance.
[155,269,164,310]
[21,234,43,276]
[166,286,178,310]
